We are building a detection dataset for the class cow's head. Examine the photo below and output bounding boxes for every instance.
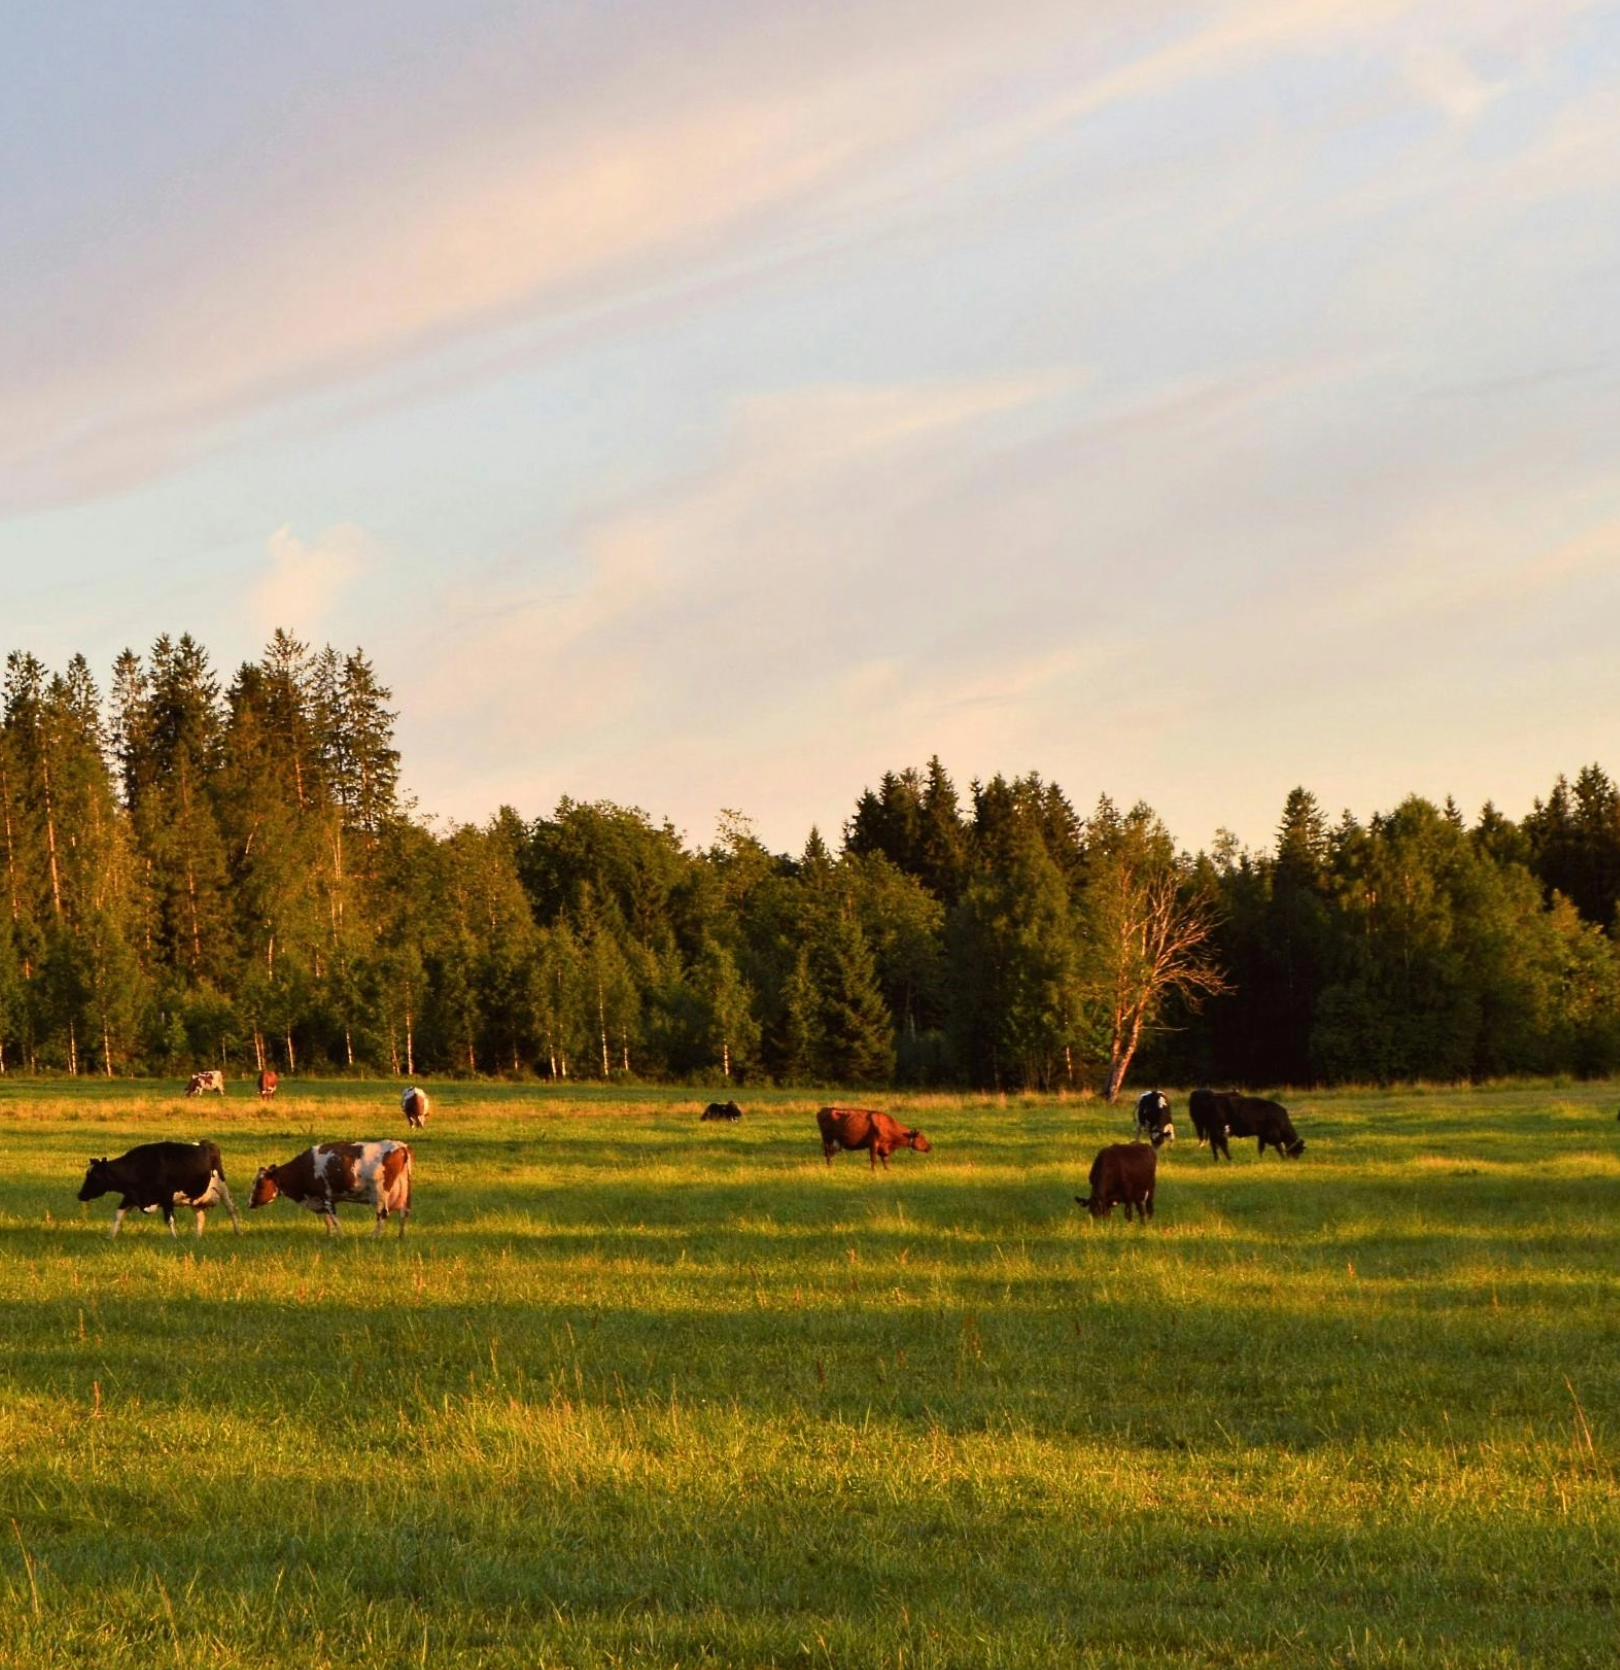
[905,1129,931,1154]
[249,1166,281,1209]
[1074,1193,1112,1219]
[1150,1119,1175,1149]
[1284,1138,1306,1159]
[78,1158,116,1202]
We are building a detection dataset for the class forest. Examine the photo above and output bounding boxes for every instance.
[2,631,1618,1092]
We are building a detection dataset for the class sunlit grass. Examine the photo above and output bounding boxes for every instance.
[1,1079,1618,1666]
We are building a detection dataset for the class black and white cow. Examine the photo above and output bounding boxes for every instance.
[78,1141,241,1238]
[1134,1090,1175,1148]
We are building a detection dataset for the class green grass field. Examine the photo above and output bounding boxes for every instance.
[1,1078,1618,1668]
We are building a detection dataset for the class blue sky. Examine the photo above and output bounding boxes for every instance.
[3,0,1619,853]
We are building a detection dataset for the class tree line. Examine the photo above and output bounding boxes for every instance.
[2,632,1618,1091]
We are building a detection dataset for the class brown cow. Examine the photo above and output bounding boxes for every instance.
[816,1106,931,1171]
[1075,1143,1156,1222]
[250,1140,413,1237]
[258,1069,278,1100]
[402,1087,429,1129]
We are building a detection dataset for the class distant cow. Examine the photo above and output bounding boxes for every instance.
[250,1141,414,1237]
[1075,1143,1156,1221]
[1189,1089,1305,1161]
[1134,1090,1175,1148]
[402,1087,429,1128]
[186,1069,224,1097]
[258,1070,278,1100]
[701,1101,743,1122]
[816,1106,931,1171]
[78,1141,241,1239]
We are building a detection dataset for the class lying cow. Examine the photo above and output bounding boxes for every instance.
[1189,1089,1305,1160]
[1134,1090,1175,1148]
[78,1141,241,1239]
[701,1100,743,1122]
[401,1087,429,1129]
[186,1069,224,1097]
[250,1141,414,1237]
[258,1069,278,1099]
[1076,1142,1156,1221]
[816,1106,931,1171]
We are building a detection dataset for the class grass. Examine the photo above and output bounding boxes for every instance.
[1,1079,1618,1667]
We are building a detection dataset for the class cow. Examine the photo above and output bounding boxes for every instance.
[1188,1089,1305,1161]
[250,1141,414,1237]
[1075,1143,1156,1221]
[186,1069,224,1097]
[258,1069,278,1099]
[401,1087,430,1129]
[701,1101,743,1122]
[1134,1090,1175,1148]
[816,1106,931,1171]
[78,1141,241,1239]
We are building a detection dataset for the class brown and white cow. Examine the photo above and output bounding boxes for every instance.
[1075,1143,1156,1222]
[258,1069,278,1099]
[401,1087,429,1129]
[186,1069,225,1097]
[250,1141,414,1237]
[816,1106,931,1171]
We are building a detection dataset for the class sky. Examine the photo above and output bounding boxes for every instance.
[3,0,1619,857]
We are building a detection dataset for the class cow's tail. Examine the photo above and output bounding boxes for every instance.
[399,1143,414,1233]
[201,1139,226,1180]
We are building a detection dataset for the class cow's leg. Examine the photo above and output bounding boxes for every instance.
[194,1208,206,1237]
[214,1177,241,1233]
[109,1207,125,1239]
[160,1202,178,1238]
[323,1204,341,1236]
[823,1145,835,1166]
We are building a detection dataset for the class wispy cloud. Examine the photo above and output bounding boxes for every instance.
[252,524,369,638]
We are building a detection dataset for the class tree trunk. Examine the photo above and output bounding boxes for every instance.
[285,1031,296,1074]
[67,1019,77,1076]
[405,1006,415,1077]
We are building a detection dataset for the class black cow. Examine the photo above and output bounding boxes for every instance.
[78,1141,242,1238]
[701,1101,743,1122]
[1134,1090,1175,1148]
[1188,1089,1305,1161]
[1075,1143,1157,1221]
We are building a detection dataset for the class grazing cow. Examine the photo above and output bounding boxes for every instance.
[1134,1090,1175,1148]
[250,1141,413,1237]
[701,1100,743,1122]
[1075,1143,1157,1221]
[186,1069,224,1097]
[816,1106,931,1171]
[78,1141,241,1239]
[1189,1089,1305,1161]
[401,1087,430,1129]
[258,1069,278,1100]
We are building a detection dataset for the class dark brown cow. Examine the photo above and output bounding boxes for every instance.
[250,1140,413,1237]
[701,1100,743,1122]
[258,1069,278,1099]
[1075,1143,1156,1221]
[816,1106,931,1171]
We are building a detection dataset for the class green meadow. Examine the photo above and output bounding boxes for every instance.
[1,1080,1618,1669]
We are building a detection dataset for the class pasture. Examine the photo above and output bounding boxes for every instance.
[1,1079,1618,1668]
